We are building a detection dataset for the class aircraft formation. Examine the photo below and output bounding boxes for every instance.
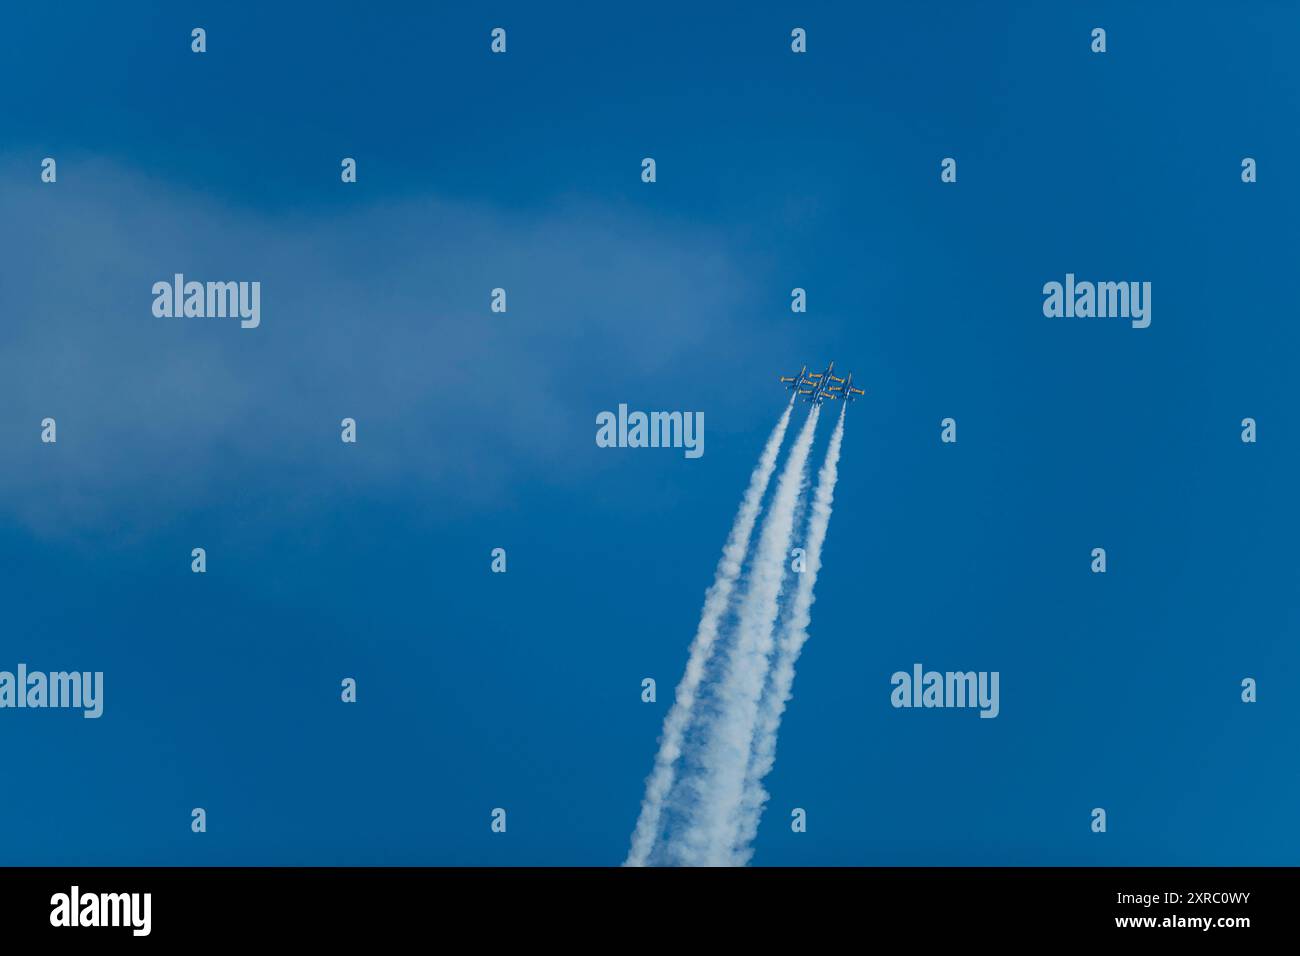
[778,362,865,406]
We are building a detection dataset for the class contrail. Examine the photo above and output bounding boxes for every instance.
[623,401,794,867]
[733,403,846,864]
[668,405,821,866]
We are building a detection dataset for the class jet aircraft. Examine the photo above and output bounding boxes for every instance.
[796,362,844,406]
[825,372,866,403]
[778,365,811,396]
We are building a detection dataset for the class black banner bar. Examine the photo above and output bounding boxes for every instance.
[0,866,1288,941]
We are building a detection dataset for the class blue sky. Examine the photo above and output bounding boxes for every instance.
[1,1,1297,865]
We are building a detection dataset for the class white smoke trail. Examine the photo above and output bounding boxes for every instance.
[668,405,821,866]
[733,403,845,864]
[623,401,794,867]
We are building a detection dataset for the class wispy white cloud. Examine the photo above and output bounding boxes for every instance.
[0,158,762,538]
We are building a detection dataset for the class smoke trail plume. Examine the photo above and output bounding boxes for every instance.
[733,403,846,863]
[624,402,794,867]
[668,405,821,866]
